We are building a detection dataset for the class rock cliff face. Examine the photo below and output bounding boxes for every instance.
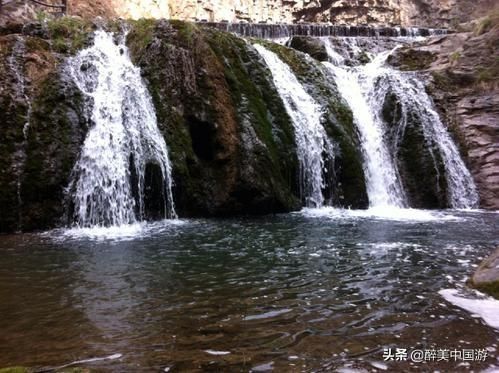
[0,24,91,232]
[1,0,496,27]
[125,19,306,217]
[399,0,497,28]
[294,0,401,25]
[0,13,496,233]
[0,18,368,232]
[388,12,499,209]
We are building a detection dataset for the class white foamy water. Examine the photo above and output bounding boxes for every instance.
[243,308,292,321]
[439,289,499,330]
[300,206,463,222]
[323,40,407,208]
[375,70,479,209]
[322,38,479,209]
[53,219,187,241]
[253,43,333,208]
[66,30,176,227]
[204,350,231,355]
[50,353,122,371]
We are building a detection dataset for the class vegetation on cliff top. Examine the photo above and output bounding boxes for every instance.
[45,17,94,54]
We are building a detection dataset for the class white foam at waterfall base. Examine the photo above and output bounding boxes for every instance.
[439,289,499,330]
[51,219,188,241]
[66,30,176,228]
[253,43,332,207]
[300,206,464,222]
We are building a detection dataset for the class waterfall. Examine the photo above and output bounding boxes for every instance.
[253,44,333,207]
[323,38,479,209]
[199,22,447,40]
[323,39,407,208]
[8,36,32,229]
[8,37,31,141]
[374,71,480,209]
[66,30,176,227]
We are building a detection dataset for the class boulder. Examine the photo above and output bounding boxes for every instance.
[288,36,328,62]
[471,247,499,299]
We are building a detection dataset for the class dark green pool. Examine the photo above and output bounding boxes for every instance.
[1,208,498,372]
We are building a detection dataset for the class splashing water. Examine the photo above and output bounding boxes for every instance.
[374,71,480,209]
[253,43,333,207]
[323,39,407,208]
[66,30,176,227]
[323,38,479,209]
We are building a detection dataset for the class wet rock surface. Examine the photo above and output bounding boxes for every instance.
[288,36,329,62]
[381,90,449,208]
[0,19,306,232]
[126,20,302,218]
[0,30,88,232]
[0,17,497,232]
[471,247,499,299]
[388,18,499,209]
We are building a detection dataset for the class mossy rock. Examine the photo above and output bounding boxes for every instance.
[0,35,28,232]
[381,87,448,208]
[252,39,368,208]
[0,32,86,232]
[125,18,157,58]
[387,48,437,71]
[46,17,95,55]
[0,368,30,373]
[126,20,301,216]
[204,29,299,198]
[288,36,328,62]
[20,69,88,230]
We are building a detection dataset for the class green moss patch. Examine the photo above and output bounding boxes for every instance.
[46,17,94,54]
[473,281,499,299]
[250,38,368,207]
[0,367,30,373]
[387,48,437,71]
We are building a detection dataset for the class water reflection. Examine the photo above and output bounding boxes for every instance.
[0,210,498,371]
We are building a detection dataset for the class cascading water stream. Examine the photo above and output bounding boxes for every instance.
[374,70,480,209]
[200,22,447,39]
[323,39,408,208]
[66,30,176,227]
[8,36,32,229]
[253,43,333,207]
[322,37,479,209]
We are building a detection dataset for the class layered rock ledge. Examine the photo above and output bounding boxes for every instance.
[388,12,499,209]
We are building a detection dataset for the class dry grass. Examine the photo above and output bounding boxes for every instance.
[473,8,499,35]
